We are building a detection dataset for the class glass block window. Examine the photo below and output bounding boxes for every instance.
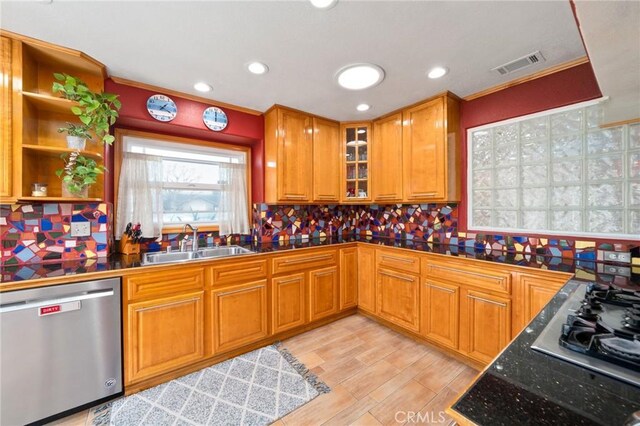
[468,99,639,239]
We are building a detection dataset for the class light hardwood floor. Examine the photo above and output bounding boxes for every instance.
[47,315,478,425]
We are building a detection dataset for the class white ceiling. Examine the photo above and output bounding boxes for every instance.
[1,1,587,120]
[574,1,640,125]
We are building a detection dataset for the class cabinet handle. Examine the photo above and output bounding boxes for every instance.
[381,255,415,264]
[284,195,307,199]
[282,254,332,265]
[376,195,398,200]
[379,270,416,282]
[428,283,455,293]
[410,192,436,197]
[218,285,263,296]
[467,294,507,307]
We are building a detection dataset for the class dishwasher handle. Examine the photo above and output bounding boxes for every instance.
[0,289,114,314]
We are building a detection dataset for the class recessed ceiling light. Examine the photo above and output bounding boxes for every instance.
[356,104,370,112]
[357,129,366,134]
[427,66,448,79]
[336,64,385,90]
[309,0,338,9]
[193,82,212,92]
[247,62,269,75]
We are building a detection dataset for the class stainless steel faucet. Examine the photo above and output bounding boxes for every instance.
[181,224,199,252]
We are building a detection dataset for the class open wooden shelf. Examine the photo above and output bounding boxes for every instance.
[22,91,79,114]
[18,196,103,203]
[22,144,103,159]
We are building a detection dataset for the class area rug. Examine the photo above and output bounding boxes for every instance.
[92,343,330,426]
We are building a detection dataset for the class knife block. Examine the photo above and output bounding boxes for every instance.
[119,235,140,255]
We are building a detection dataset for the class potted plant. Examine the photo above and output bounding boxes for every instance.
[52,73,121,197]
[52,73,121,147]
[55,151,107,198]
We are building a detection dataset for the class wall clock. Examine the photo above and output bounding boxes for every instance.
[146,94,177,122]
[202,106,228,131]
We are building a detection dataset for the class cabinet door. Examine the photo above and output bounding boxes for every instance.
[512,272,568,337]
[278,108,312,202]
[313,117,341,202]
[0,36,12,200]
[272,273,307,333]
[340,247,358,310]
[377,268,420,332]
[309,266,339,321]
[372,113,403,202]
[421,280,459,349]
[212,280,268,353]
[358,246,376,313]
[402,97,446,200]
[460,289,511,364]
[125,291,205,385]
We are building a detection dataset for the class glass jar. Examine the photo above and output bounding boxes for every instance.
[31,183,48,197]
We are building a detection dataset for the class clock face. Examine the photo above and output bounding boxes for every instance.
[146,94,177,122]
[202,106,228,131]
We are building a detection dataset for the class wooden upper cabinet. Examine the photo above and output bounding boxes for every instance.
[372,112,403,202]
[312,117,341,202]
[4,31,106,202]
[402,93,461,202]
[264,106,313,203]
[0,36,13,202]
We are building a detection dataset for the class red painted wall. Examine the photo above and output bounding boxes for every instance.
[104,79,264,202]
[458,62,602,231]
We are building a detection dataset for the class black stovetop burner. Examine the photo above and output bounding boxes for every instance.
[560,283,640,371]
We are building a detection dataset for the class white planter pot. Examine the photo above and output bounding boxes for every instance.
[66,136,86,151]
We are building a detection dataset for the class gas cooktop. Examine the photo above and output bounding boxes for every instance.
[532,282,640,387]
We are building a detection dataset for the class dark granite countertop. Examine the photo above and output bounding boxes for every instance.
[451,278,640,425]
[1,236,636,286]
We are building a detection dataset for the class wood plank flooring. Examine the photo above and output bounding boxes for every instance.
[47,314,478,425]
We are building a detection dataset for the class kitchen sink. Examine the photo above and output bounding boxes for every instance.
[142,245,254,265]
[197,246,253,258]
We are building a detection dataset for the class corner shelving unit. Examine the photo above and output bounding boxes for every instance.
[7,31,107,202]
[341,122,372,203]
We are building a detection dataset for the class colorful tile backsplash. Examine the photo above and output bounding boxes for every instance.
[252,203,639,261]
[1,203,112,266]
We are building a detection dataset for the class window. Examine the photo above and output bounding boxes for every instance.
[116,131,250,238]
[467,98,639,239]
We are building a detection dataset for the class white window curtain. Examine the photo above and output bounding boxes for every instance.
[116,152,164,238]
[218,162,249,235]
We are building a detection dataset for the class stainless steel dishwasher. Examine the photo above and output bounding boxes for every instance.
[0,277,122,425]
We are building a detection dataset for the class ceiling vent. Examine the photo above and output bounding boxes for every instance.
[492,51,546,75]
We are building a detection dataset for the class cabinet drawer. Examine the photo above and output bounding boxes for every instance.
[424,262,510,294]
[376,249,421,274]
[126,267,205,300]
[208,259,267,286]
[272,250,337,275]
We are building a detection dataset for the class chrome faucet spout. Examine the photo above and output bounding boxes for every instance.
[183,224,199,252]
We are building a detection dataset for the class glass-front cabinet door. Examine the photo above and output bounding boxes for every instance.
[341,123,371,202]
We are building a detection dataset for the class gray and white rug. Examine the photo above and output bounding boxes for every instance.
[92,343,330,426]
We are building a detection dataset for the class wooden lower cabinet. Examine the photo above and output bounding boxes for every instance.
[272,273,307,333]
[309,266,339,321]
[125,291,205,385]
[340,247,358,310]
[358,246,376,313]
[376,267,420,332]
[511,271,570,337]
[211,280,269,354]
[459,288,511,364]
[421,280,459,349]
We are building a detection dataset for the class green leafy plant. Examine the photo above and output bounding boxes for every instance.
[57,122,91,139]
[55,152,107,196]
[52,73,121,145]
